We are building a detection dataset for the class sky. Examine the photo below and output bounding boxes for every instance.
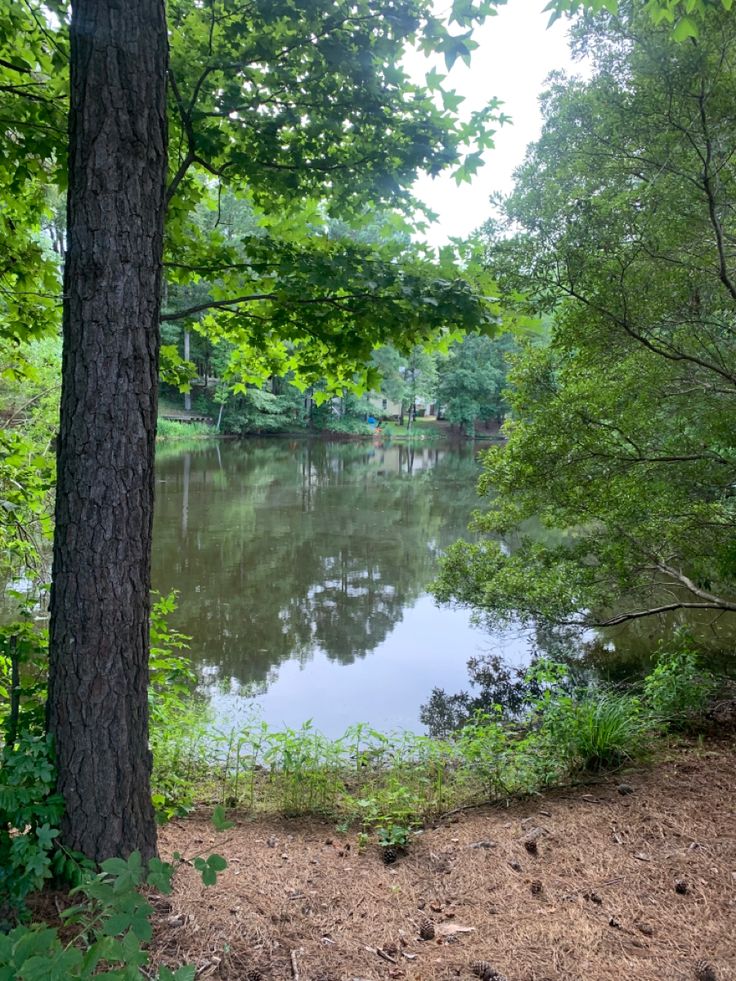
[409,2,576,246]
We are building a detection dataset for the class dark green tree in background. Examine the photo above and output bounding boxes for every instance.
[436,333,514,436]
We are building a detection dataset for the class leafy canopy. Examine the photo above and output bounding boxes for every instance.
[435,3,736,632]
[545,0,734,39]
[1,0,515,400]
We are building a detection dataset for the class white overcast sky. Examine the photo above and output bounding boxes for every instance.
[409,3,575,246]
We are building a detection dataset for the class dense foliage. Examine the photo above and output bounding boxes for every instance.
[435,3,736,632]
[436,332,514,435]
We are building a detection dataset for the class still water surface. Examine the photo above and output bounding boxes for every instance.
[152,439,531,734]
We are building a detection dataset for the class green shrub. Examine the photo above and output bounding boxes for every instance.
[643,633,717,729]
[149,593,211,822]
[0,618,48,743]
[454,709,514,797]
[0,621,73,926]
[346,775,425,847]
[0,732,64,925]
[262,722,349,815]
[0,835,228,979]
[312,415,373,436]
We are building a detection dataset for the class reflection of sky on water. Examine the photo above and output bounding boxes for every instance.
[152,438,534,734]
[206,594,534,737]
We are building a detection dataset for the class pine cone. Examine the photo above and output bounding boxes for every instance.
[419,916,435,940]
[530,879,543,895]
[675,879,689,894]
[382,846,397,865]
[245,971,264,981]
[695,961,717,981]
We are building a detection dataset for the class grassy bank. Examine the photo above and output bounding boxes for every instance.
[156,418,219,439]
[150,641,726,849]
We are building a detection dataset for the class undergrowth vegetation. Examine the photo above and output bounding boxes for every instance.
[0,596,231,977]
[147,623,723,847]
[156,418,216,439]
[0,592,724,978]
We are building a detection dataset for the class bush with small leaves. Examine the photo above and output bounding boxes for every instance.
[643,634,717,730]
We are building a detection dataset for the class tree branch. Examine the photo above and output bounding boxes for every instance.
[165,149,194,207]
[160,293,276,321]
[556,275,736,387]
[160,290,377,322]
[0,57,33,75]
[595,601,736,628]
[697,84,736,304]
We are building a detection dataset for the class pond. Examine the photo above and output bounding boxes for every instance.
[151,438,533,735]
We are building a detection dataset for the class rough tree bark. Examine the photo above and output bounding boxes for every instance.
[47,0,168,861]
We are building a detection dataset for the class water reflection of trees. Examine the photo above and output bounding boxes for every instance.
[420,611,736,737]
[152,440,483,691]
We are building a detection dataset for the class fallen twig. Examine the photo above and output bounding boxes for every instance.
[366,945,398,965]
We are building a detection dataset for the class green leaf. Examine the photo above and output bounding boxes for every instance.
[441,89,465,112]
[200,866,217,886]
[35,825,59,850]
[158,966,196,981]
[15,948,83,981]
[146,858,175,895]
[425,67,446,90]
[211,804,234,831]
[673,15,698,41]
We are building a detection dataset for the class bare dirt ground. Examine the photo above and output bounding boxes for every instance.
[151,741,736,981]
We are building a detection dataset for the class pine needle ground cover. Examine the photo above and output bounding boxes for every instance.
[147,742,735,981]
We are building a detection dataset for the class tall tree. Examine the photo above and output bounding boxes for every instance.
[435,5,736,633]
[436,333,513,436]
[47,0,168,861]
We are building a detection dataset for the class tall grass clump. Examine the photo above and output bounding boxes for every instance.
[536,690,650,773]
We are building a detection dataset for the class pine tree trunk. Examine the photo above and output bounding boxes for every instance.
[47,0,168,862]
